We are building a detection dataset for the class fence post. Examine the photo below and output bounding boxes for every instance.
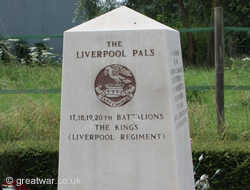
[214,7,225,136]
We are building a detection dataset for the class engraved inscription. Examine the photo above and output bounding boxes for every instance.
[67,113,166,142]
[76,40,155,59]
[170,50,187,130]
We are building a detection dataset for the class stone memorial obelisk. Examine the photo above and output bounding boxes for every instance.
[58,6,194,190]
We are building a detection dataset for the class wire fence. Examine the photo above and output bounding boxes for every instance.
[0,27,249,94]
[1,27,250,40]
[0,85,249,95]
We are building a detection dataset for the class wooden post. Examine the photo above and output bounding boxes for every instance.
[214,7,225,136]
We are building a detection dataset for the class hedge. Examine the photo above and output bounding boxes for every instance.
[0,141,59,190]
[0,140,249,190]
[192,141,250,190]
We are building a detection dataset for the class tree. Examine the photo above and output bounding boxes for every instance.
[73,0,250,65]
[222,0,250,57]
[206,0,221,67]
[177,0,194,64]
[73,0,121,23]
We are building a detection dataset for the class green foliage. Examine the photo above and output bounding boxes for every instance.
[73,0,102,22]
[72,0,250,65]
[0,141,249,189]
[192,32,208,66]
[73,0,121,23]
[0,39,30,64]
[126,0,182,27]
[13,40,31,64]
[125,0,250,64]
[0,39,60,66]
[192,141,250,189]
[0,141,59,190]
[1,39,31,64]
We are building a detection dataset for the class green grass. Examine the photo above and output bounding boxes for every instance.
[0,63,61,143]
[0,63,61,90]
[184,59,250,142]
[0,94,61,143]
[0,59,249,143]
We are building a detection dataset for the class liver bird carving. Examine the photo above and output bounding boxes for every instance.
[104,65,132,84]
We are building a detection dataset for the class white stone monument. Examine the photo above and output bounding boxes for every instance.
[58,6,194,190]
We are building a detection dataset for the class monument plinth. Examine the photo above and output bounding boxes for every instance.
[58,6,195,190]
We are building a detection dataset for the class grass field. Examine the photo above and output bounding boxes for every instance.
[0,59,249,143]
[184,59,250,142]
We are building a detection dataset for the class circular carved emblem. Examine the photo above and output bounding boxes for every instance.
[94,64,136,107]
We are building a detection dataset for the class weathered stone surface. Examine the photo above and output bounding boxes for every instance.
[58,6,194,190]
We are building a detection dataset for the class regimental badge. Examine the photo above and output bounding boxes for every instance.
[95,64,136,107]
